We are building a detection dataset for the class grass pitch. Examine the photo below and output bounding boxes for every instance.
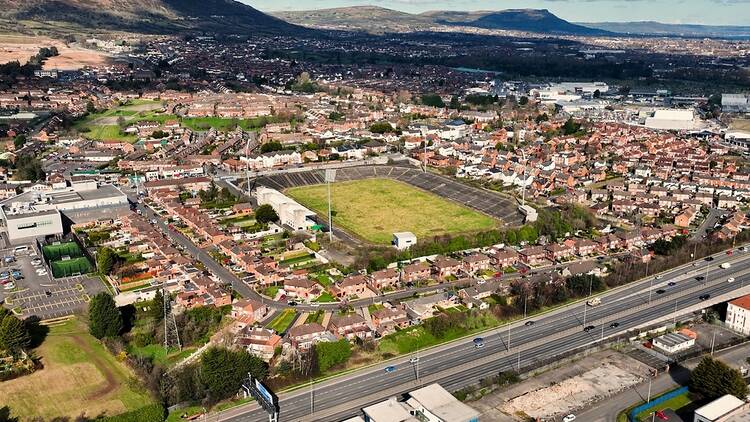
[0,319,155,420]
[287,178,497,244]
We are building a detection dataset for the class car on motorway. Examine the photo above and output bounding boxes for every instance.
[473,337,484,348]
[699,294,711,301]
[667,281,676,286]
[609,322,620,328]
[705,256,714,261]
[384,365,396,373]
[655,275,663,279]
[696,276,705,281]
[409,357,420,364]
[583,325,596,332]
[656,289,666,294]
[721,262,732,269]
[525,320,535,326]
[727,250,734,255]
[728,277,736,283]
[586,297,602,307]
[563,414,577,422]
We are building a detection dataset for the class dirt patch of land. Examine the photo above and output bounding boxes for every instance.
[0,34,110,70]
[471,350,647,421]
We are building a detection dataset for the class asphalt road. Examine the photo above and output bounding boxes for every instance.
[222,249,750,422]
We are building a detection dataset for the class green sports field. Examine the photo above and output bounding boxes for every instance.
[287,178,497,244]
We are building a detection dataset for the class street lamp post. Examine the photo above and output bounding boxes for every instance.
[583,275,593,327]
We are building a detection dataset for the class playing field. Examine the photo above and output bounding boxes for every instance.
[287,178,497,244]
[0,319,155,420]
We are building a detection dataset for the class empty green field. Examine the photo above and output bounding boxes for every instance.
[287,178,498,244]
[0,319,155,420]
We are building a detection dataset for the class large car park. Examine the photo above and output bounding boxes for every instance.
[0,244,107,320]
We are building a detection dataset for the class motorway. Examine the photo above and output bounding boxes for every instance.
[221,249,750,422]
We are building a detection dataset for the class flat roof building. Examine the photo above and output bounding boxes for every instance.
[0,182,129,243]
[694,394,747,422]
[362,383,479,422]
[652,332,695,354]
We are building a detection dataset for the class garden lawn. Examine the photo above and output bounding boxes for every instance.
[314,291,337,303]
[634,391,693,421]
[0,319,155,420]
[287,178,498,244]
[267,309,297,333]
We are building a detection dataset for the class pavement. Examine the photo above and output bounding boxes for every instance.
[216,247,750,422]
[693,208,724,240]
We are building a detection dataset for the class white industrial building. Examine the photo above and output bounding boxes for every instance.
[393,232,417,250]
[0,181,129,243]
[652,332,695,354]
[694,394,748,422]
[255,186,316,231]
[362,383,479,422]
[722,93,750,114]
[725,295,750,335]
[644,109,698,131]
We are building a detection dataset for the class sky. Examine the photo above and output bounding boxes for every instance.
[241,0,750,26]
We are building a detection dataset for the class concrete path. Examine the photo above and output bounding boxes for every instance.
[360,306,376,331]
[292,312,309,328]
[321,311,332,329]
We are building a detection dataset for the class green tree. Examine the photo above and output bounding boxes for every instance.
[449,96,461,110]
[421,93,445,108]
[260,141,283,154]
[255,204,279,224]
[88,292,123,339]
[200,347,268,403]
[12,135,26,149]
[518,96,529,106]
[314,339,352,373]
[151,290,164,321]
[0,406,19,422]
[96,247,117,275]
[691,356,749,400]
[0,315,30,355]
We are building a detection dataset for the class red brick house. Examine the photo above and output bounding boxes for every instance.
[283,277,324,300]
[462,253,491,274]
[231,298,270,326]
[519,246,547,266]
[370,268,400,290]
[371,307,409,335]
[432,256,462,279]
[402,262,431,282]
[328,314,372,341]
[331,274,369,298]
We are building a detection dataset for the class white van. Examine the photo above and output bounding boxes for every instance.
[13,246,29,255]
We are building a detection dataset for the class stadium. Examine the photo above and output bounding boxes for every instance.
[250,164,523,245]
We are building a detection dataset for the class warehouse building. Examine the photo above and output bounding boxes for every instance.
[362,383,479,422]
[0,181,129,243]
[255,186,316,231]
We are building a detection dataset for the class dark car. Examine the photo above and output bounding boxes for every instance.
[609,322,620,328]
[699,294,711,301]
[384,365,396,373]
[695,276,705,281]
[525,321,535,326]
[705,256,714,261]
[667,281,676,287]
[656,289,666,294]
[583,325,596,332]
[288,301,298,306]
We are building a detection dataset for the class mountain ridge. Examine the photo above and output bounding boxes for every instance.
[0,0,302,35]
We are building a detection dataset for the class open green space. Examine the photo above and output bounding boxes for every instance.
[267,309,297,333]
[314,291,337,303]
[287,178,498,244]
[0,319,155,420]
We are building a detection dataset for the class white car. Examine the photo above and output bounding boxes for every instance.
[728,277,736,283]
[3,282,15,290]
[409,357,420,364]
[563,415,577,422]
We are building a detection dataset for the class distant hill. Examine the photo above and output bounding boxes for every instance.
[278,7,613,36]
[0,0,302,35]
[427,9,613,36]
[273,6,435,33]
[578,21,750,38]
